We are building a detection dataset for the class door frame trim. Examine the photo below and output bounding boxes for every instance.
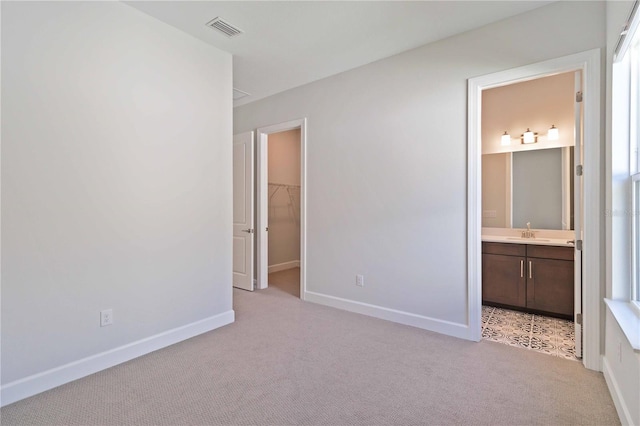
[256,118,307,300]
[467,49,601,370]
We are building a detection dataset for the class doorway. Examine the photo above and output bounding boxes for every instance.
[480,71,581,360]
[467,50,601,371]
[256,119,307,300]
[265,129,301,297]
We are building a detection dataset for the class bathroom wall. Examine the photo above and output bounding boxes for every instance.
[234,1,605,338]
[482,153,510,228]
[268,129,301,270]
[482,71,575,230]
[482,72,575,155]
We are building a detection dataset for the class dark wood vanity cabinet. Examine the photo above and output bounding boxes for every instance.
[525,245,574,317]
[482,242,574,318]
[482,242,526,308]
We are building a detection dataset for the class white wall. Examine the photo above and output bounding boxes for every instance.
[604,310,640,425]
[268,130,301,268]
[1,1,233,402]
[234,1,605,335]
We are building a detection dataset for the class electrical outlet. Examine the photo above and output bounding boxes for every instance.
[356,274,364,287]
[100,309,113,327]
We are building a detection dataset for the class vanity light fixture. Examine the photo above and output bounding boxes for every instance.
[501,131,511,146]
[521,128,537,144]
[501,125,558,145]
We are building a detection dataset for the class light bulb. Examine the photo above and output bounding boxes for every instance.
[523,128,536,144]
[501,131,511,146]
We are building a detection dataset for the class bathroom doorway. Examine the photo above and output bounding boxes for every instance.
[467,50,602,370]
[256,119,307,299]
[481,71,582,361]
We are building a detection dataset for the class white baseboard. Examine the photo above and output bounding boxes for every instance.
[268,260,300,274]
[602,356,634,426]
[303,291,471,340]
[1,310,235,407]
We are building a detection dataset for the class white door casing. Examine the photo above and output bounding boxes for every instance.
[467,49,601,371]
[574,70,584,359]
[256,119,307,298]
[233,131,255,291]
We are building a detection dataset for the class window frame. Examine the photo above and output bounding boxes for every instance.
[610,0,640,353]
[625,9,640,309]
[631,174,640,307]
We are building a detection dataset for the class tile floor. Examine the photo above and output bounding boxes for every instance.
[482,305,578,361]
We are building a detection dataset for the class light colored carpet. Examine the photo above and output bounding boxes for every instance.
[1,277,619,425]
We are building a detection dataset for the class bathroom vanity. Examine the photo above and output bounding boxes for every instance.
[482,239,574,319]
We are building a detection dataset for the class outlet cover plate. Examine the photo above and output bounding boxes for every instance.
[100,309,113,327]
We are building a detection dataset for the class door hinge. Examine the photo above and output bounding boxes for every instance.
[576,313,582,325]
[576,91,583,102]
[576,239,583,251]
[576,165,583,176]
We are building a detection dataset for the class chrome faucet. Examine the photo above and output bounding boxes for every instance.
[521,222,536,239]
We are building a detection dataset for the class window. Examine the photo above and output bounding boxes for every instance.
[631,32,640,306]
[630,37,640,306]
[617,1,640,307]
[632,174,640,303]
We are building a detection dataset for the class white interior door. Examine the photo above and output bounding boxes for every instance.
[233,131,254,291]
[573,71,584,359]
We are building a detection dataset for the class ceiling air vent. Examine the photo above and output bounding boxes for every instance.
[206,17,243,38]
[233,88,250,101]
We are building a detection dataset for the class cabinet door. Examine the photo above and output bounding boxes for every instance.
[482,254,526,307]
[526,258,574,316]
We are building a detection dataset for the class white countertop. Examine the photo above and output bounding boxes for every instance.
[481,234,575,247]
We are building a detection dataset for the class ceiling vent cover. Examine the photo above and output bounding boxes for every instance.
[206,17,243,37]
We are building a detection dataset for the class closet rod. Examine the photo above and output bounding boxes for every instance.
[268,182,300,188]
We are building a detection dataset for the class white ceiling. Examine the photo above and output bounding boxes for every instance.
[127,1,553,107]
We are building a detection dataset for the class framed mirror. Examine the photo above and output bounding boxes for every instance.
[482,147,573,230]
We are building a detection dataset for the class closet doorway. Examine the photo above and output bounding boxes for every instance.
[256,119,307,299]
